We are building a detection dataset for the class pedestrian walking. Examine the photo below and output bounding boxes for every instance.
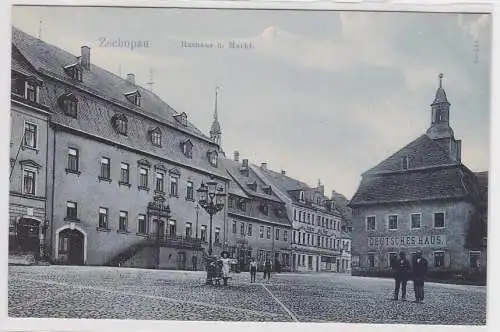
[392,251,411,301]
[250,258,257,283]
[220,251,231,286]
[412,250,428,303]
[263,258,272,280]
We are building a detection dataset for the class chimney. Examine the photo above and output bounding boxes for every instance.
[126,73,136,84]
[260,162,267,169]
[242,159,248,169]
[234,151,240,162]
[281,170,286,175]
[80,46,90,69]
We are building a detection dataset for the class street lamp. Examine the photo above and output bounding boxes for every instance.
[197,179,226,285]
[195,204,200,241]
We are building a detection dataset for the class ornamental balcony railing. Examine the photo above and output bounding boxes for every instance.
[149,233,203,250]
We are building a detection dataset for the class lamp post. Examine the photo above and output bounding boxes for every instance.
[197,179,226,284]
[195,204,200,241]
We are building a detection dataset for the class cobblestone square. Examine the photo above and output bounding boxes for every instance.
[8,266,486,324]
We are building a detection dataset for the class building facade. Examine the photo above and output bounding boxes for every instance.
[11,27,230,269]
[223,154,291,272]
[254,166,343,272]
[349,75,488,276]
[9,47,52,261]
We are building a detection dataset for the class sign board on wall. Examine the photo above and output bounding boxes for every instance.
[368,235,447,248]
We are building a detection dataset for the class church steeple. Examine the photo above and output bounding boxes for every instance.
[210,86,222,146]
[426,73,454,140]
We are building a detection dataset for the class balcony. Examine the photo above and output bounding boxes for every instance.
[149,233,203,250]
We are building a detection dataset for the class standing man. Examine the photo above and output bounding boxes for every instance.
[392,251,411,301]
[412,250,428,303]
[263,258,272,280]
[250,257,257,283]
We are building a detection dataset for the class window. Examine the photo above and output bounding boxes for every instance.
[470,251,481,269]
[66,201,77,220]
[298,211,302,222]
[299,191,304,201]
[66,65,82,81]
[366,216,376,230]
[186,181,194,200]
[25,81,37,102]
[297,231,301,244]
[266,227,271,240]
[170,176,178,196]
[125,91,141,106]
[67,148,79,172]
[155,172,164,192]
[240,222,245,236]
[388,252,397,267]
[259,226,264,239]
[307,234,311,245]
[114,115,128,135]
[151,129,161,147]
[22,169,36,195]
[307,213,310,223]
[61,94,78,117]
[239,199,246,211]
[434,212,445,228]
[208,150,218,167]
[214,227,220,244]
[100,157,110,179]
[139,167,148,188]
[200,225,207,242]
[138,214,146,234]
[23,122,37,149]
[247,224,252,237]
[119,211,128,232]
[275,228,280,241]
[284,230,288,242]
[294,209,297,220]
[402,156,409,170]
[99,207,108,229]
[260,203,268,215]
[168,220,176,236]
[302,233,306,244]
[182,140,193,158]
[388,215,398,230]
[292,231,296,244]
[411,213,421,229]
[120,163,129,184]
[368,253,375,268]
[434,251,445,267]
[317,215,321,226]
[185,222,192,238]
[232,221,237,234]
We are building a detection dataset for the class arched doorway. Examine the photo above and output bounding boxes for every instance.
[16,217,40,258]
[58,228,85,265]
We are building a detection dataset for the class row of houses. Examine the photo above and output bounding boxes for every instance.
[9,27,352,273]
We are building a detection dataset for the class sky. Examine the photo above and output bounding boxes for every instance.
[11,6,492,199]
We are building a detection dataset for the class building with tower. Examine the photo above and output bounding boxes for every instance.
[349,74,488,278]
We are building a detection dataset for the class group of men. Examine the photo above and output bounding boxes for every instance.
[391,250,428,303]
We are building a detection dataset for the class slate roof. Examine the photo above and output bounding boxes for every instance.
[11,27,210,141]
[350,165,478,206]
[12,27,228,179]
[474,171,489,205]
[432,87,450,105]
[365,134,456,175]
[257,167,310,193]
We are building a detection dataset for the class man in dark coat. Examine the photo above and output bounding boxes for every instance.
[392,251,411,301]
[412,250,428,303]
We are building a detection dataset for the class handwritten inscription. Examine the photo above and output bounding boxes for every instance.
[180,40,255,50]
[368,235,446,248]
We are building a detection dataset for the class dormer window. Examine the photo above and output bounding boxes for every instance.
[150,127,162,147]
[260,203,269,215]
[11,72,40,103]
[111,114,128,135]
[125,90,141,106]
[181,139,193,158]
[174,112,188,126]
[58,93,78,118]
[263,185,272,195]
[238,198,247,211]
[247,181,257,191]
[64,64,83,82]
[402,156,409,170]
[207,150,218,167]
